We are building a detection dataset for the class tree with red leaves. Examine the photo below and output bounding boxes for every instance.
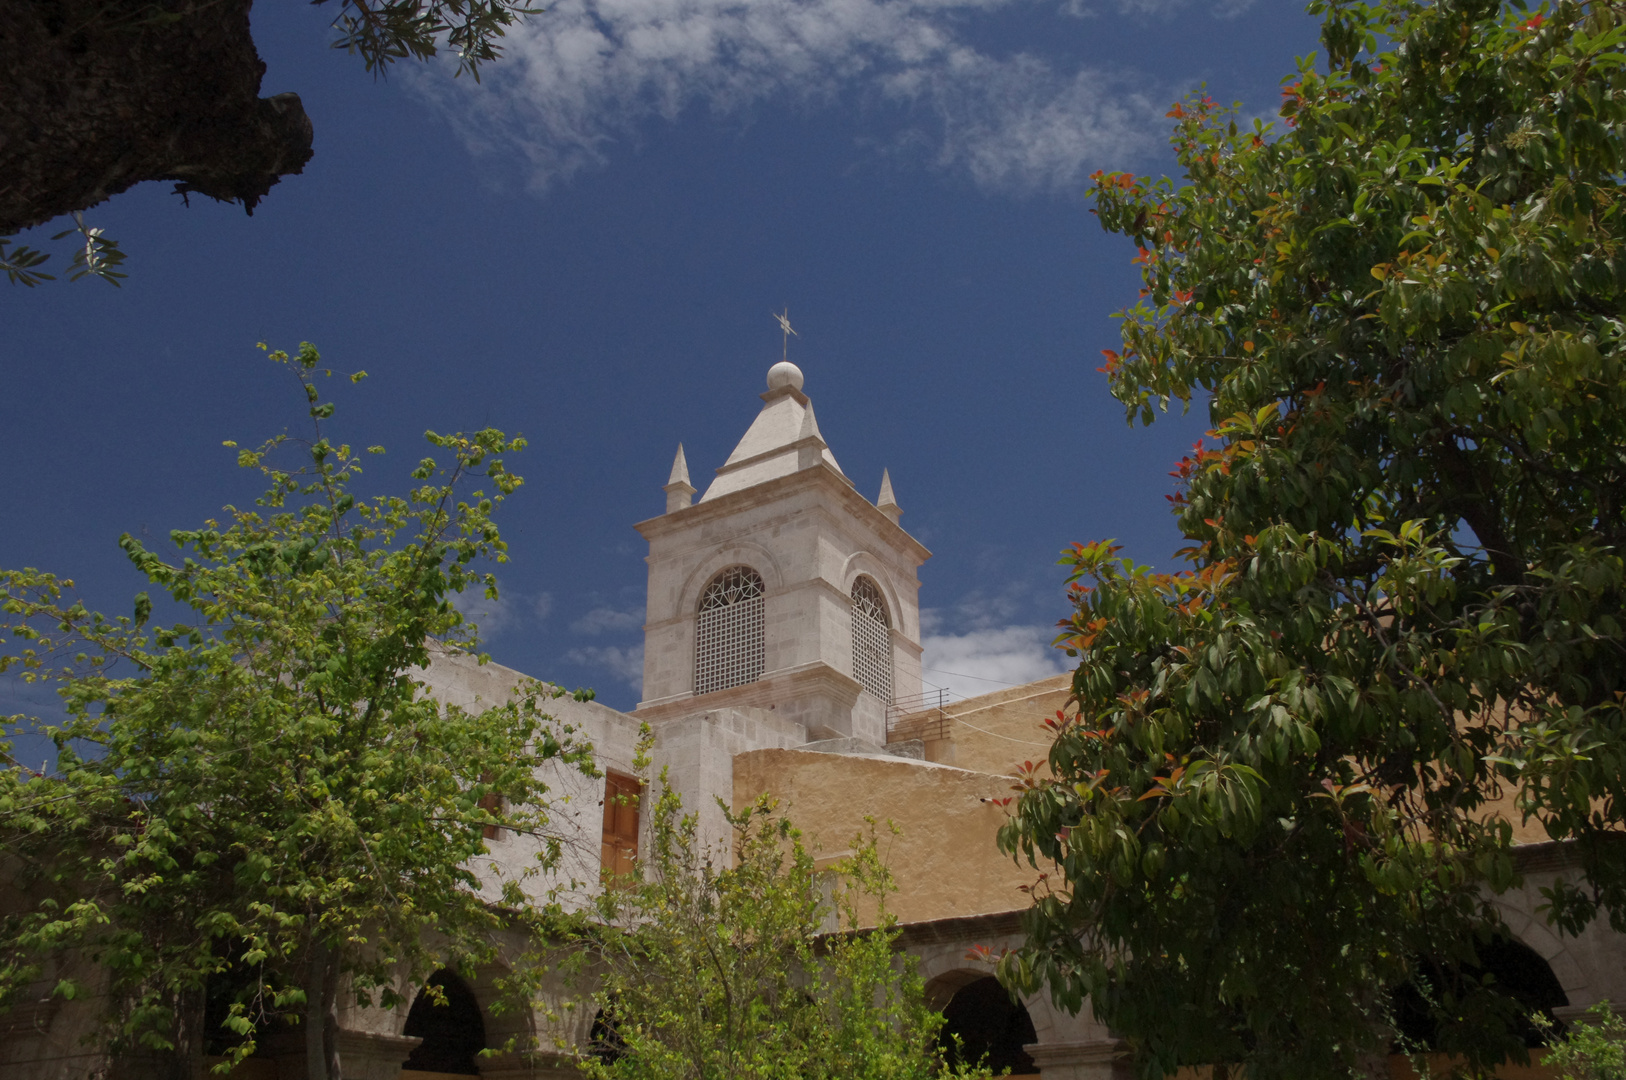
[1000,2,1626,1076]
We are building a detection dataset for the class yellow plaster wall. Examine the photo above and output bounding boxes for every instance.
[892,676,1561,849]
[732,749,1037,924]
[888,676,1070,776]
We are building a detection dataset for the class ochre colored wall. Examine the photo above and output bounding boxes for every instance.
[894,675,1562,848]
[888,676,1070,776]
[732,749,1036,925]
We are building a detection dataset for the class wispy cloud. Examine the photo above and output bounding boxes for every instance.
[921,585,1028,635]
[567,644,646,694]
[919,581,1069,699]
[921,624,1066,701]
[419,0,1192,193]
[452,587,519,640]
[571,605,646,635]
[1063,0,1255,17]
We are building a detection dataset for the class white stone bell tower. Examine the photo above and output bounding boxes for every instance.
[633,361,928,746]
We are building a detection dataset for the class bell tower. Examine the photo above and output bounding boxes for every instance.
[633,361,928,745]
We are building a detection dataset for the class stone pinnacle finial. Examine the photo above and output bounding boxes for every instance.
[663,443,696,513]
[796,401,828,470]
[877,468,901,523]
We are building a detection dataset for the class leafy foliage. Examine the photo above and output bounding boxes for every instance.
[3,213,128,288]
[567,770,993,1080]
[998,1,1626,1076]
[1542,1002,1626,1079]
[8,1,538,288]
[0,343,594,1077]
[320,0,542,79]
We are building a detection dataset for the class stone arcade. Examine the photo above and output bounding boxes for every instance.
[6,361,1625,1080]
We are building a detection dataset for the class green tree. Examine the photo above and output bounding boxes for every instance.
[1542,1002,1626,1079]
[998,1,1626,1076]
[566,769,994,1080]
[2,1,544,286]
[0,343,595,1079]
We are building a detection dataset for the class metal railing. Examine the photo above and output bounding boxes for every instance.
[885,686,959,743]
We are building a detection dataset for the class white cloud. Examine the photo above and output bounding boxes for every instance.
[920,584,1029,635]
[452,587,518,639]
[1062,0,1254,17]
[534,591,556,622]
[921,624,1067,701]
[567,644,646,693]
[419,0,1177,193]
[571,605,646,635]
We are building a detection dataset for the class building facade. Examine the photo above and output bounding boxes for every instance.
[5,361,1623,1080]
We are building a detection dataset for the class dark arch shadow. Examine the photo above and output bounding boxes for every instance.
[403,969,487,1075]
[937,975,1038,1075]
[589,1007,626,1064]
[1392,934,1570,1053]
[202,940,271,1059]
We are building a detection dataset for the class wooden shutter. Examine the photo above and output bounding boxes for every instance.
[600,773,642,882]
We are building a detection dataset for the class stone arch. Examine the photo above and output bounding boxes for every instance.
[849,574,893,703]
[840,551,907,638]
[693,565,767,696]
[587,1007,626,1063]
[677,543,784,617]
[912,943,1101,1049]
[930,974,1040,1075]
[1491,893,1590,1004]
[462,961,538,1064]
[921,966,988,1012]
[402,969,487,1075]
[1392,929,1572,1051]
[394,962,540,1076]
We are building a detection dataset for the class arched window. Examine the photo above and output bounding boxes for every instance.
[403,969,486,1075]
[850,576,893,702]
[695,566,765,695]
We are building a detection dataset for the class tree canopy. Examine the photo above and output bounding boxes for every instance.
[998,0,1626,1076]
[1,1,543,286]
[567,771,993,1080]
[0,344,594,1079]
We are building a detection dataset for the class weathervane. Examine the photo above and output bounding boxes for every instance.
[773,307,797,362]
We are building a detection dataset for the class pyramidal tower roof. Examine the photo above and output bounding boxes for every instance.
[701,361,849,501]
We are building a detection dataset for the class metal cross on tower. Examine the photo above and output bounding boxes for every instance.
[773,307,797,362]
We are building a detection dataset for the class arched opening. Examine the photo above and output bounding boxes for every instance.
[850,575,893,702]
[1391,934,1570,1053]
[403,969,486,1075]
[936,975,1038,1076]
[694,565,765,695]
[202,940,271,1060]
[589,1007,626,1063]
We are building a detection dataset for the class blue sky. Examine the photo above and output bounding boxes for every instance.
[1,0,1320,723]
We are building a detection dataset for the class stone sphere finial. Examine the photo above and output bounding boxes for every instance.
[767,361,804,393]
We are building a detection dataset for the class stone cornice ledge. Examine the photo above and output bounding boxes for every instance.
[1024,1038,1129,1068]
[633,466,930,563]
[634,661,861,720]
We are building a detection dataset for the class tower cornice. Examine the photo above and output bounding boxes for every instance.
[634,463,931,565]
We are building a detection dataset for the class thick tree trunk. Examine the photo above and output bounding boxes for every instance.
[306,941,341,1080]
[0,1,313,233]
[170,984,206,1080]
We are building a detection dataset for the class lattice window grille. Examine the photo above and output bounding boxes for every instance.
[695,566,765,696]
[851,577,893,702]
